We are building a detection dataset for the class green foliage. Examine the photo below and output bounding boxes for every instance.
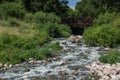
[0,2,25,19]
[75,0,120,17]
[0,33,62,64]
[21,0,69,18]
[76,0,97,17]
[8,18,20,27]
[42,42,62,51]
[35,22,71,38]
[24,13,34,22]
[83,24,119,47]
[99,51,120,64]
[94,12,119,26]
[83,12,120,47]
[34,11,60,24]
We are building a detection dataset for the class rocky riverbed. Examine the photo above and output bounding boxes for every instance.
[0,35,115,80]
[85,61,120,80]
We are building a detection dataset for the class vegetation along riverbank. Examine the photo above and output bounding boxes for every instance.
[0,0,120,80]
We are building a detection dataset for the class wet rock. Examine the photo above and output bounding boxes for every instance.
[15,64,20,67]
[72,70,79,75]
[69,77,75,80]
[29,58,34,61]
[111,69,117,75]
[47,71,51,74]
[4,64,8,67]
[68,35,81,43]
[22,76,29,80]
[104,48,110,51]
[57,61,66,66]
[0,78,4,80]
[9,64,13,68]
[59,71,67,75]
[110,75,118,80]
[97,71,104,76]
[102,75,110,80]
[3,64,9,70]
[61,41,67,45]
[24,66,30,72]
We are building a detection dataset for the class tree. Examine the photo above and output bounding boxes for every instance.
[22,0,69,18]
[75,0,97,17]
[76,0,120,17]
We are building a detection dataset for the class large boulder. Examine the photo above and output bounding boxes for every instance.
[68,35,82,43]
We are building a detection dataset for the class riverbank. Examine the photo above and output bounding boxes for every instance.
[0,36,101,80]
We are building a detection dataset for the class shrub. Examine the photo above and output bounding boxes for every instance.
[34,11,60,24]
[83,12,120,47]
[0,2,25,19]
[58,24,71,37]
[99,51,120,64]
[8,18,20,27]
[83,24,119,47]
[42,42,62,51]
[94,12,119,26]
[0,34,18,48]
[0,48,25,64]
[24,13,34,22]
[35,23,71,38]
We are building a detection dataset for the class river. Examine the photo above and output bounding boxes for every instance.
[0,36,102,80]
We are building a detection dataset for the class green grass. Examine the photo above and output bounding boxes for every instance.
[99,50,120,64]
[0,42,62,64]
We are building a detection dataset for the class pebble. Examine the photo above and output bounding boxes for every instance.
[69,77,75,80]
[73,70,79,75]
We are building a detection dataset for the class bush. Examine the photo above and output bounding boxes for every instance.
[0,33,62,64]
[35,23,71,38]
[83,12,120,47]
[99,51,120,64]
[42,42,62,51]
[94,12,119,26]
[24,13,34,22]
[34,11,60,24]
[83,24,119,47]
[8,18,20,27]
[0,2,25,19]
[0,48,24,64]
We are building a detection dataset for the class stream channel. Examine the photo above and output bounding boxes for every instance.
[0,36,102,80]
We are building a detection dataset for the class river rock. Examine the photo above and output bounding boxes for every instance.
[98,71,104,76]
[57,61,65,66]
[15,64,20,67]
[69,77,75,80]
[0,78,4,80]
[4,64,8,67]
[104,48,110,51]
[73,70,79,75]
[22,76,29,80]
[9,64,13,68]
[59,71,67,75]
[110,75,118,80]
[68,35,81,43]
[102,75,110,80]
[111,69,117,75]
[28,58,34,61]
[103,68,111,75]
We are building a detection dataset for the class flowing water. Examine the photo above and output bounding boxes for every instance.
[0,37,102,80]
